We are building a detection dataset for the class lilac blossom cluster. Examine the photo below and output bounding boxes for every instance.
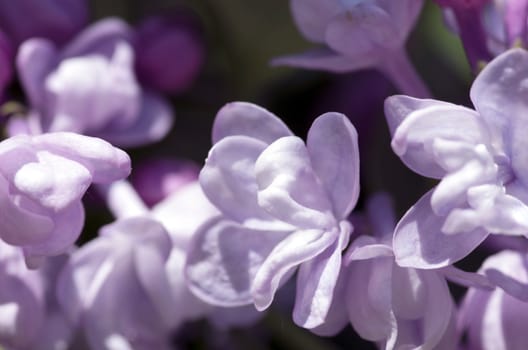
[2,0,528,349]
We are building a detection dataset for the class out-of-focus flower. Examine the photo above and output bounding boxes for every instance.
[131,158,200,207]
[434,0,493,68]
[459,250,528,350]
[135,13,205,94]
[0,241,73,350]
[15,18,173,147]
[0,132,130,267]
[0,0,88,47]
[57,217,176,350]
[185,102,359,330]
[384,48,528,269]
[274,0,428,97]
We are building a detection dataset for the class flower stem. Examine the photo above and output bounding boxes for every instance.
[378,49,432,98]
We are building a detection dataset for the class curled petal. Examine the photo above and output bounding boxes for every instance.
[255,136,335,230]
[96,91,174,148]
[307,112,359,219]
[200,136,288,229]
[32,132,131,184]
[385,95,488,179]
[185,217,291,307]
[212,102,292,144]
[252,228,337,311]
[393,190,489,269]
[293,222,350,329]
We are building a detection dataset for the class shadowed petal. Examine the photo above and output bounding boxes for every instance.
[185,217,291,307]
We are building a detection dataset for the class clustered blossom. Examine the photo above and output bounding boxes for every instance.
[3,0,528,349]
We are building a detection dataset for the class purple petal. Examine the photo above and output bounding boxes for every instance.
[289,0,341,43]
[32,132,131,183]
[346,257,394,341]
[292,222,349,329]
[96,91,174,148]
[0,176,53,246]
[307,112,359,219]
[200,136,289,229]
[61,18,133,58]
[470,48,528,188]
[344,235,393,263]
[272,47,373,73]
[389,99,489,179]
[251,227,337,311]
[393,190,489,269]
[22,201,84,267]
[325,5,394,58]
[391,265,427,319]
[482,250,528,301]
[212,102,292,144]
[440,265,493,289]
[16,38,57,108]
[185,217,291,307]
[255,136,335,229]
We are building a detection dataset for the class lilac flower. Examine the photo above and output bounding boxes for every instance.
[151,181,262,328]
[57,217,177,350]
[317,194,458,348]
[384,48,528,269]
[0,241,73,350]
[0,132,130,268]
[0,0,88,47]
[274,0,429,97]
[135,13,205,94]
[185,102,359,330]
[459,250,528,350]
[14,18,173,147]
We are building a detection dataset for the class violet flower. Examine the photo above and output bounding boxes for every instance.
[274,0,429,97]
[0,132,130,268]
[385,48,528,269]
[0,241,73,350]
[57,217,177,350]
[135,13,205,94]
[459,250,528,350]
[317,193,458,348]
[14,18,173,147]
[185,102,359,330]
[0,0,88,47]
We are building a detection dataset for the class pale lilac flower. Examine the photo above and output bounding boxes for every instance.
[131,158,200,207]
[151,181,263,328]
[317,194,458,348]
[0,240,73,350]
[185,102,359,330]
[385,48,528,269]
[14,18,173,147]
[274,0,429,97]
[459,250,528,350]
[0,132,130,268]
[57,217,176,350]
[0,0,88,47]
[135,13,205,94]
